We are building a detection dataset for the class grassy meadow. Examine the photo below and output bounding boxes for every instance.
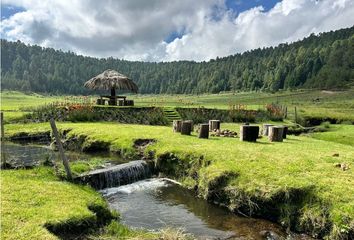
[1,89,354,239]
[1,88,354,123]
[4,121,354,238]
[1,167,190,240]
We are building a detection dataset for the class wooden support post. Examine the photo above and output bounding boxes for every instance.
[285,106,288,119]
[181,121,192,135]
[198,124,209,139]
[0,112,5,168]
[173,120,182,132]
[240,125,259,142]
[294,106,298,124]
[49,118,72,181]
[268,126,284,142]
[209,120,220,131]
[0,112,4,140]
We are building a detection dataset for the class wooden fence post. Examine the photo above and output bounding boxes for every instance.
[49,118,72,181]
[294,106,298,124]
[1,112,5,168]
[284,106,288,119]
[0,112,4,140]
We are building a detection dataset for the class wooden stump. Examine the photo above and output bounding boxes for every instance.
[240,125,259,142]
[173,120,182,133]
[282,126,288,139]
[209,120,221,131]
[109,98,117,105]
[181,121,192,135]
[198,124,209,139]
[125,100,134,106]
[268,126,284,142]
[96,99,104,105]
[185,120,194,131]
[262,124,274,136]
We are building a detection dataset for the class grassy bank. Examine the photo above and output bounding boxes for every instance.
[1,167,108,239]
[4,122,354,239]
[1,167,186,240]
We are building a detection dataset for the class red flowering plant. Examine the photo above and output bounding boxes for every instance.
[27,96,97,122]
[265,103,285,121]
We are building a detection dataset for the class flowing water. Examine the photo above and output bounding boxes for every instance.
[1,141,127,168]
[79,160,152,189]
[102,179,312,240]
[3,142,312,239]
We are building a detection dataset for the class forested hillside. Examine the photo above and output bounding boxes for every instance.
[1,26,353,94]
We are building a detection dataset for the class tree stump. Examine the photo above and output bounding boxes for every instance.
[198,124,209,139]
[181,121,192,135]
[96,99,104,105]
[185,120,194,131]
[282,126,288,139]
[262,124,274,136]
[268,126,284,142]
[173,120,182,132]
[209,120,221,131]
[240,125,259,142]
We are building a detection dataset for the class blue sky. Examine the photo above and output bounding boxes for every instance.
[1,4,25,19]
[1,0,353,61]
[163,0,281,43]
[225,0,280,13]
[0,1,281,20]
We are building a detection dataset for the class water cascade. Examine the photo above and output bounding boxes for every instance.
[78,160,152,189]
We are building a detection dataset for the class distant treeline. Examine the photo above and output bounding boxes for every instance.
[1,26,353,95]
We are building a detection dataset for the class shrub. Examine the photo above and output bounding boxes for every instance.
[25,103,169,125]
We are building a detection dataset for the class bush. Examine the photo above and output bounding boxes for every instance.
[24,103,169,125]
[176,107,271,123]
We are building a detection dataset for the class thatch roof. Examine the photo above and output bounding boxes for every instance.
[84,69,138,93]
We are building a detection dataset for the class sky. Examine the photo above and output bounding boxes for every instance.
[1,0,353,62]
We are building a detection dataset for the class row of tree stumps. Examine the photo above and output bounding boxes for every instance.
[173,119,288,142]
[173,120,221,139]
[240,124,288,142]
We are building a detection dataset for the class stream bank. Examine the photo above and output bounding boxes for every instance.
[3,142,312,240]
[3,122,354,239]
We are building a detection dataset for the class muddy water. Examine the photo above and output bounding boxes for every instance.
[102,179,312,240]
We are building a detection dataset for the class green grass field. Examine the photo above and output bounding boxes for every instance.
[131,89,354,121]
[1,167,107,240]
[4,121,354,238]
[1,167,188,240]
[1,89,354,239]
[1,89,354,123]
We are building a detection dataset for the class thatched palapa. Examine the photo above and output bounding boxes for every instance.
[84,69,138,93]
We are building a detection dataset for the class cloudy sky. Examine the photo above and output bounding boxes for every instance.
[1,0,353,61]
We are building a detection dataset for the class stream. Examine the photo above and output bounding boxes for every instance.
[102,179,311,240]
[2,142,312,240]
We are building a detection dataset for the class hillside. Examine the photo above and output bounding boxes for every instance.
[1,26,353,95]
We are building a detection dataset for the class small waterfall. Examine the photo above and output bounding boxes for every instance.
[78,160,153,189]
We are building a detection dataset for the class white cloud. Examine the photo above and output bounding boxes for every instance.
[1,0,353,61]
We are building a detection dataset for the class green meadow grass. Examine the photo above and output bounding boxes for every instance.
[0,167,162,240]
[4,122,354,238]
[310,124,354,146]
[1,89,354,238]
[1,167,105,240]
[2,89,354,122]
